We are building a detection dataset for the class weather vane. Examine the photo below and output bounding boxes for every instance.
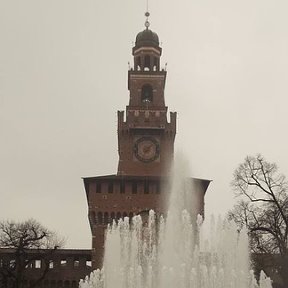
[144,0,150,29]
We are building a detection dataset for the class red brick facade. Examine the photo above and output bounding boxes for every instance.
[0,248,92,288]
[83,26,210,269]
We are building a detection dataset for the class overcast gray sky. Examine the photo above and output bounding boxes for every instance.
[1,0,288,249]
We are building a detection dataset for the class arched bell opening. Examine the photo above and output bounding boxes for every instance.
[153,57,160,71]
[135,56,141,71]
[144,55,151,71]
[141,84,153,103]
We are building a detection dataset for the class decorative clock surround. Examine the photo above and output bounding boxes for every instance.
[134,136,160,163]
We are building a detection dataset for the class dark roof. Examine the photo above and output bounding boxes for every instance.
[135,28,159,48]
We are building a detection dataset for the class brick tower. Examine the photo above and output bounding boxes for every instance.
[83,14,210,269]
[117,19,176,177]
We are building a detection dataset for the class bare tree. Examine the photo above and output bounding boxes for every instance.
[0,219,64,288]
[228,154,288,287]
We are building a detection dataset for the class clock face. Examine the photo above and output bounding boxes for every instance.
[134,137,160,163]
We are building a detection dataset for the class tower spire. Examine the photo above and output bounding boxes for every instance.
[144,0,150,29]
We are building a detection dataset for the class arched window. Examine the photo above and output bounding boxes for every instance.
[144,55,150,70]
[137,57,141,70]
[132,181,137,194]
[108,181,113,193]
[129,212,134,223]
[153,57,159,71]
[144,180,149,194]
[97,212,103,224]
[123,212,128,219]
[90,211,96,224]
[111,212,115,220]
[120,181,125,194]
[141,84,153,103]
[116,212,121,220]
[104,212,109,224]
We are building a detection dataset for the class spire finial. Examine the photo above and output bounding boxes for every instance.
[144,0,150,29]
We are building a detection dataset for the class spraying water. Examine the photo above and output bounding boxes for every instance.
[80,156,272,288]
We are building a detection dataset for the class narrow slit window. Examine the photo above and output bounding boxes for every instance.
[97,212,103,224]
[156,182,160,194]
[96,182,101,193]
[132,182,137,194]
[108,181,113,193]
[120,181,125,194]
[104,212,109,223]
[144,181,149,194]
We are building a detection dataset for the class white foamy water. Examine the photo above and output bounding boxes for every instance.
[80,157,272,288]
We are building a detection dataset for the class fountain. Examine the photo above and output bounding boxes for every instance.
[80,157,272,288]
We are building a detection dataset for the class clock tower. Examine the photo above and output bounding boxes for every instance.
[83,13,210,269]
[117,13,176,176]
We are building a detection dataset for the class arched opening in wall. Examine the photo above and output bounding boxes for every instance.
[96,182,101,193]
[108,181,113,193]
[104,212,109,224]
[123,212,128,219]
[129,212,134,224]
[111,212,115,221]
[141,84,153,103]
[97,212,103,224]
[132,181,137,194]
[144,180,149,194]
[138,210,150,226]
[35,260,41,269]
[90,211,96,224]
[116,212,121,221]
[86,260,92,267]
[137,56,141,70]
[74,259,80,267]
[153,57,159,71]
[156,181,161,194]
[144,55,150,71]
[120,181,125,193]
